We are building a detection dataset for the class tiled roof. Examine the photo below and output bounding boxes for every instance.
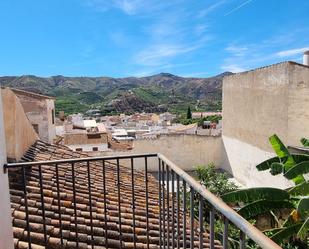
[8,141,223,249]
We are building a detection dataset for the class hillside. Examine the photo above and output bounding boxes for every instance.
[0,72,232,115]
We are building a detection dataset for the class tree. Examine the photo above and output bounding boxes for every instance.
[187,106,192,119]
[221,135,309,247]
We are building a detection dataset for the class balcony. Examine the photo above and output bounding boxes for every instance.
[4,141,280,249]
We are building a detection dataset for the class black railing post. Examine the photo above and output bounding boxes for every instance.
[71,162,79,247]
[240,231,246,249]
[223,217,228,249]
[131,158,137,249]
[176,174,180,249]
[116,158,123,249]
[162,162,166,249]
[183,180,187,249]
[55,163,63,245]
[190,187,194,249]
[87,161,94,249]
[22,166,32,249]
[171,170,175,249]
[102,160,108,248]
[166,165,170,249]
[209,207,215,249]
[158,158,162,249]
[38,164,47,245]
[145,157,150,249]
[199,194,204,249]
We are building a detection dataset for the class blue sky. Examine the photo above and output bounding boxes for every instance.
[0,0,308,77]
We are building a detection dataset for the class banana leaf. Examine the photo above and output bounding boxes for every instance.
[269,134,291,159]
[284,161,309,179]
[288,181,309,196]
[297,217,309,240]
[300,138,309,147]
[257,154,309,172]
[297,197,309,218]
[270,223,303,243]
[270,162,284,175]
[238,200,295,219]
[256,156,282,171]
[221,187,289,203]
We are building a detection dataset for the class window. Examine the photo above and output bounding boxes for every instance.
[76,148,83,152]
[92,147,98,151]
[51,109,55,124]
[32,124,39,134]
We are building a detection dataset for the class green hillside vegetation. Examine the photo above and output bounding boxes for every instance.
[0,72,232,115]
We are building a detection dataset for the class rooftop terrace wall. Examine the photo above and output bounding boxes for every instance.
[222,62,309,187]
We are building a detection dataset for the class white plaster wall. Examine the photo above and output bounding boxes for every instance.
[68,143,108,152]
[103,134,222,171]
[222,135,293,188]
[0,89,14,249]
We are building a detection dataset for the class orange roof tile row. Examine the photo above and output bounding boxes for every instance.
[9,141,222,249]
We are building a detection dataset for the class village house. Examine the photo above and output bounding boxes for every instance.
[10,88,56,143]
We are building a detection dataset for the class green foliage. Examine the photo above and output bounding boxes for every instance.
[238,200,295,219]
[222,188,289,203]
[300,138,309,147]
[222,135,309,246]
[186,106,192,119]
[195,163,238,196]
[284,161,309,180]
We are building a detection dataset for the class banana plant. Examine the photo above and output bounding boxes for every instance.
[221,135,309,245]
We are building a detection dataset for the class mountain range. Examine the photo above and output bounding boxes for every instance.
[0,72,233,115]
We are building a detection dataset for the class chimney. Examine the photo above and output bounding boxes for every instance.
[304,51,309,66]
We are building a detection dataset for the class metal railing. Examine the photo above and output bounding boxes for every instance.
[4,153,281,249]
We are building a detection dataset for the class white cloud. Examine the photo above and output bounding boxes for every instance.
[225,45,248,56]
[221,64,246,73]
[224,0,254,16]
[197,1,226,18]
[134,43,199,66]
[276,47,309,57]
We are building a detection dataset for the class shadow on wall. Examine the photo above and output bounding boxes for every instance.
[1,88,38,162]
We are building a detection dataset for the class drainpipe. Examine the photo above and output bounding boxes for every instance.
[0,88,14,249]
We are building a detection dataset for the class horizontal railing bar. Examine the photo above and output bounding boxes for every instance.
[157,153,282,249]
[4,153,158,168]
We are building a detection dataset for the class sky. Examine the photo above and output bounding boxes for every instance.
[0,0,308,78]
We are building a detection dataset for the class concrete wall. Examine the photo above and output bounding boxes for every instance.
[222,62,309,187]
[0,88,16,249]
[103,134,222,171]
[1,88,38,161]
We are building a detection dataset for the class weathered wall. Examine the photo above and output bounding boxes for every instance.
[1,88,38,161]
[287,63,309,145]
[222,62,309,187]
[0,88,14,249]
[104,134,222,171]
[14,92,55,143]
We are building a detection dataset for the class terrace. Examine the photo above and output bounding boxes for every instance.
[4,141,281,249]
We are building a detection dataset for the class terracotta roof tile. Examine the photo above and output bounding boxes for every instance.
[9,141,223,249]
